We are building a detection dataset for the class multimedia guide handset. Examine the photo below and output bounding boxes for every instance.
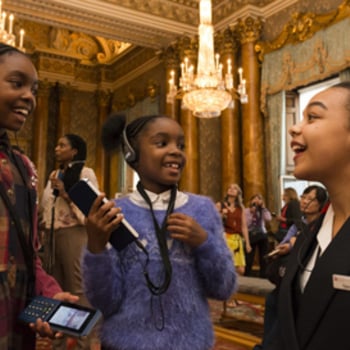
[19,296,101,337]
[68,178,139,251]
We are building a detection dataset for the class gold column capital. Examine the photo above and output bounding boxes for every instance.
[235,17,263,45]
[177,35,198,63]
[215,27,239,56]
[37,80,53,97]
[162,45,180,70]
[96,89,112,107]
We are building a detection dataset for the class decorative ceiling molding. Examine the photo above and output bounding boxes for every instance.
[216,0,298,31]
[4,0,296,49]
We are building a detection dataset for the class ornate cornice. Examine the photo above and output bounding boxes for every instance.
[4,0,297,50]
[255,0,350,61]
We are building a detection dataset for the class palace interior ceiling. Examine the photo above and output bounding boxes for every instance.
[3,0,344,66]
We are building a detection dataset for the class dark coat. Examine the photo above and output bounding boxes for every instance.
[270,214,350,350]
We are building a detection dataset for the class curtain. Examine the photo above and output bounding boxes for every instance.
[261,18,350,115]
[265,91,285,210]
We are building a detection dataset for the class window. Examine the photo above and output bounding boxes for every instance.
[298,77,340,121]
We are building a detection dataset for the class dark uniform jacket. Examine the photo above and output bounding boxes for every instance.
[270,212,350,350]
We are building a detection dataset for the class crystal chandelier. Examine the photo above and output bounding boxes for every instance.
[0,0,25,50]
[167,0,248,118]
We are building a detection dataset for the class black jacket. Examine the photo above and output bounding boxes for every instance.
[270,214,350,350]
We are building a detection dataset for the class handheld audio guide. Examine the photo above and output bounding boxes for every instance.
[19,296,101,337]
[68,179,139,251]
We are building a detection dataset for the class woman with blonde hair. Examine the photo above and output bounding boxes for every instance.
[217,184,252,275]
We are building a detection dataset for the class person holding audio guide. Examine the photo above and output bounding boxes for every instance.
[39,134,99,349]
[269,81,350,350]
[0,43,77,349]
[81,113,236,350]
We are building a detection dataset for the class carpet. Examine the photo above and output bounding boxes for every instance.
[209,299,264,338]
[36,300,262,350]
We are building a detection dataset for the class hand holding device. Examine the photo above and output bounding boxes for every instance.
[264,248,281,259]
[19,296,101,337]
[68,179,139,251]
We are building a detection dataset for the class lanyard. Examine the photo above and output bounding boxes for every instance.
[136,182,177,296]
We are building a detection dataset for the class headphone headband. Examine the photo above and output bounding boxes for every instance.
[122,128,136,163]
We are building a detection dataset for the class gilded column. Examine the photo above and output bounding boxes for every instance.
[235,17,265,201]
[95,90,111,191]
[56,83,73,139]
[178,37,199,193]
[32,80,52,197]
[216,27,242,196]
[163,45,180,120]
[180,110,199,193]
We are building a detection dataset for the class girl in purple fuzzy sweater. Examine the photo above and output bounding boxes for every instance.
[82,114,237,350]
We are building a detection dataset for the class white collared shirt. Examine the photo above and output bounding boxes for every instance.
[129,188,189,210]
[300,205,334,292]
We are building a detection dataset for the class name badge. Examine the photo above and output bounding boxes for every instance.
[333,274,350,291]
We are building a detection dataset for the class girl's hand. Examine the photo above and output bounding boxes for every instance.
[30,318,57,339]
[86,194,123,254]
[167,213,208,248]
[29,292,79,339]
[50,176,65,197]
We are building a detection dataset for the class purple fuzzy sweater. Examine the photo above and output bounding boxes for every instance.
[82,193,236,350]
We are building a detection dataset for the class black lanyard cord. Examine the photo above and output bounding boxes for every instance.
[136,182,177,296]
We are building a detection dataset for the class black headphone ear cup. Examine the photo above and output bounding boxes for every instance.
[122,129,136,163]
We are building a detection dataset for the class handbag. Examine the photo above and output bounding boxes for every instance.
[265,253,290,286]
[248,228,266,245]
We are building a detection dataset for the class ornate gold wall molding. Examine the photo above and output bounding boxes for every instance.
[256,0,350,61]
[22,20,131,66]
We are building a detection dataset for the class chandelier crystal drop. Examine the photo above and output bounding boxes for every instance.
[167,0,248,118]
[0,0,25,50]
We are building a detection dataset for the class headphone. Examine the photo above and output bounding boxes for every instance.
[122,128,137,163]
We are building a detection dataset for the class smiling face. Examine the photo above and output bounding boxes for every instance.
[0,51,38,132]
[134,117,186,193]
[289,85,350,185]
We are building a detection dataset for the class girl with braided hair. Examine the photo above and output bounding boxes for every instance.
[0,43,77,349]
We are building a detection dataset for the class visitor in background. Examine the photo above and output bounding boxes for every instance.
[275,187,302,243]
[244,194,272,277]
[217,184,252,276]
[40,134,99,350]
